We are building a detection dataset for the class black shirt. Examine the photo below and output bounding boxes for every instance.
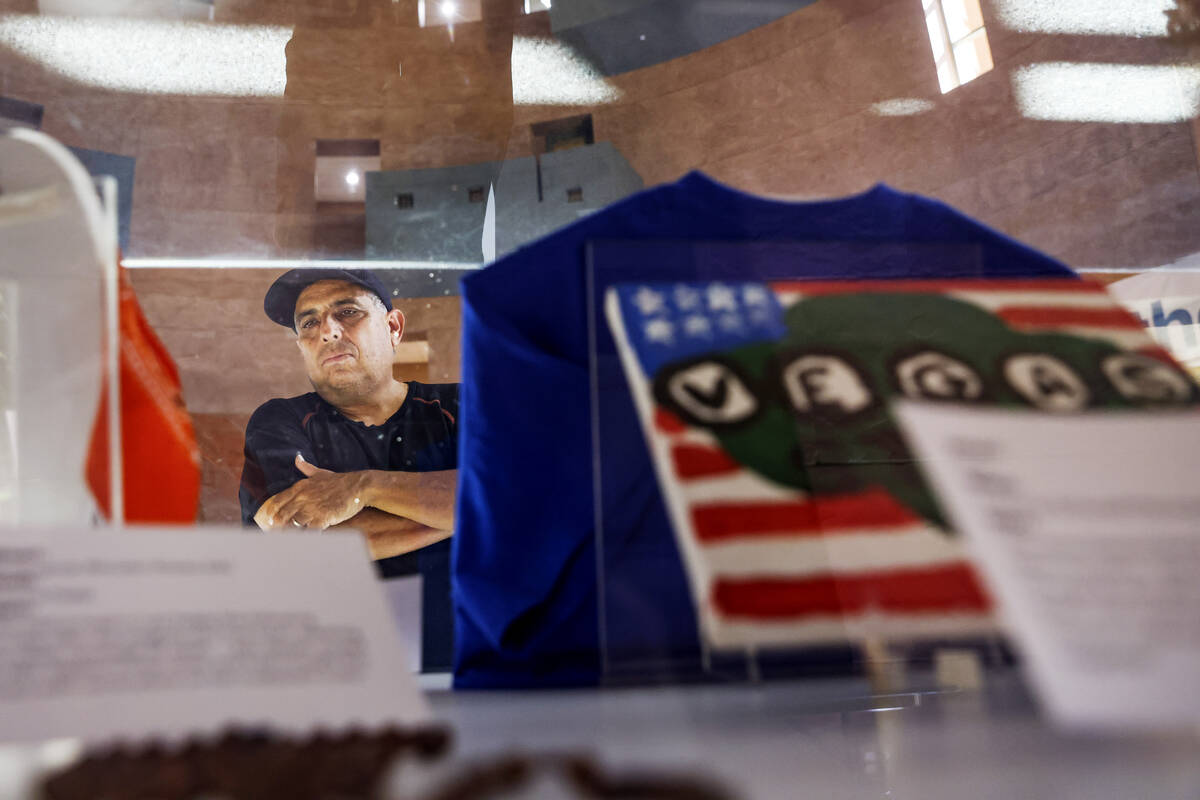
[238,381,459,671]
[238,381,459,526]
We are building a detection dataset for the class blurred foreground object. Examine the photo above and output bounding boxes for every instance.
[40,726,451,800]
[899,404,1200,731]
[0,129,198,525]
[85,262,200,524]
[0,529,430,746]
[1108,266,1200,386]
[41,733,735,800]
[0,128,108,524]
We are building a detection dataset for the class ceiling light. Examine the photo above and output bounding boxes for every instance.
[0,14,290,97]
[38,0,214,22]
[440,1,457,18]
[992,0,1172,37]
[1012,62,1200,123]
[345,171,361,187]
[870,98,936,116]
[510,36,622,105]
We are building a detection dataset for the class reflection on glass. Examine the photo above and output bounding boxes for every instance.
[417,0,481,28]
[922,0,993,93]
[1012,62,1200,123]
[511,37,622,105]
[936,59,957,95]
[37,0,215,22]
[942,0,984,42]
[925,7,946,61]
[0,282,15,524]
[314,143,380,204]
[870,98,936,116]
[953,29,994,85]
[991,0,1173,37]
[0,15,289,96]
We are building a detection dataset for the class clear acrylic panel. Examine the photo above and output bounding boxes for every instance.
[0,132,116,526]
[586,238,1019,687]
[0,280,16,524]
[2,0,1199,696]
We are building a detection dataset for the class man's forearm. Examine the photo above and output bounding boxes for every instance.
[361,469,456,531]
[330,507,451,560]
[252,463,457,533]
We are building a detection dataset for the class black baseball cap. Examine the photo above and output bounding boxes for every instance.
[263,268,392,330]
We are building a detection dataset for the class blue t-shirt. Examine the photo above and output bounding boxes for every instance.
[454,172,1075,688]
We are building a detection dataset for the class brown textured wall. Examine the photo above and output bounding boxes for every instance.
[3,0,1196,264]
[1193,116,1200,173]
[268,1,516,255]
[575,0,1200,270]
[0,0,517,257]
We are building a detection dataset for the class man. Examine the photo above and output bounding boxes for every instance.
[238,268,458,560]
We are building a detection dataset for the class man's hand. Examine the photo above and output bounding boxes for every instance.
[254,454,368,530]
[253,453,456,537]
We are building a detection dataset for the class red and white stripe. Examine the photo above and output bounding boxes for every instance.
[611,280,1162,651]
[772,278,1148,350]
[648,405,993,649]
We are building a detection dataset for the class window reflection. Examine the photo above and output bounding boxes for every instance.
[923,0,994,93]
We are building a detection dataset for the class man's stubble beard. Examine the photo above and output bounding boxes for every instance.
[310,366,389,410]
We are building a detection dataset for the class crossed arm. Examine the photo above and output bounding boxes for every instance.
[254,454,456,560]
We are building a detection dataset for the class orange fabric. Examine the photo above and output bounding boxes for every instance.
[86,263,200,523]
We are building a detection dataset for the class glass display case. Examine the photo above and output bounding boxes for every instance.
[2,0,1200,795]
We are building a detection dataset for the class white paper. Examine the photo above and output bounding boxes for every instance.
[382,575,423,673]
[1108,269,1200,378]
[0,527,430,744]
[0,281,16,524]
[894,403,1200,730]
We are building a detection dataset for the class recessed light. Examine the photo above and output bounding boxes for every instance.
[345,171,360,187]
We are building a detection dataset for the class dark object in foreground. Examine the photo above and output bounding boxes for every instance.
[39,726,735,800]
[39,725,452,800]
[408,752,735,800]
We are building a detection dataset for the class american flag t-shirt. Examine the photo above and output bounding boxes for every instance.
[605,278,1197,650]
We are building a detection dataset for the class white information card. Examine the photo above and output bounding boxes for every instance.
[895,403,1200,730]
[0,528,430,744]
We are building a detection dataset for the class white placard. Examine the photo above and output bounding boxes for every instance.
[1108,269,1200,376]
[0,281,15,524]
[0,527,430,744]
[894,402,1200,730]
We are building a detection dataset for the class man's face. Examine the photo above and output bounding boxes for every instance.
[293,280,404,402]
